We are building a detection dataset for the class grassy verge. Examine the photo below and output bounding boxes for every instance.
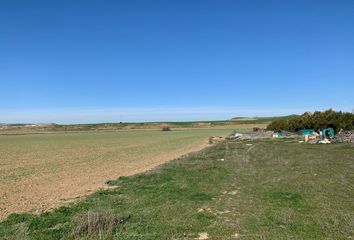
[0,139,353,239]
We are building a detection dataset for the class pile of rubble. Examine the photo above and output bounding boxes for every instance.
[209,136,225,144]
[272,131,298,138]
[228,130,273,140]
[333,130,354,144]
[228,129,354,145]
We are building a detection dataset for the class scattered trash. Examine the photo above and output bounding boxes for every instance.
[216,210,231,215]
[209,136,225,144]
[228,190,239,195]
[305,134,318,143]
[230,128,353,145]
[222,190,239,195]
[299,129,315,136]
[322,128,335,138]
[233,233,240,239]
[217,158,225,162]
[196,232,208,240]
[308,135,317,140]
[229,133,243,140]
[229,131,273,140]
[333,130,354,144]
[276,130,295,137]
[318,138,331,144]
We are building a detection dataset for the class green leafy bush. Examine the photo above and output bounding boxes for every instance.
[266,109,354,133]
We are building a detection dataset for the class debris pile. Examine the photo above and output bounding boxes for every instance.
[318,138,331,144]
[209,136,225,144]
[281,131,294,136]
[304,133,319,143]
[229,130,273,140]
[333,130,354,144]
[247,131,273,138]
[229,127,354,145]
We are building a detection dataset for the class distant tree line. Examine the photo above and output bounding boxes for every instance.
[266,109,354,133]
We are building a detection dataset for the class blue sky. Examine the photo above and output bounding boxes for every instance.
[1,0,353,123]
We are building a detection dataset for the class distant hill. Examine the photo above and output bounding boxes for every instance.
[230,115,297,124]
[0,119,270,134]
[0,117,295,132]
[230,117,257,121]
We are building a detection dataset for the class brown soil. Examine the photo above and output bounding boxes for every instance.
[0,131,220,220]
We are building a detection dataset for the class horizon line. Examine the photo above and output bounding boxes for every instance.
[0,106,352,124]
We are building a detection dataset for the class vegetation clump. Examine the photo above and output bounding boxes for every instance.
[266,109,354,133]
[162,126,171,131]
[73,210,127,237]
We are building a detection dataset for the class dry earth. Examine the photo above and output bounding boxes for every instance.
[0,129,230,220]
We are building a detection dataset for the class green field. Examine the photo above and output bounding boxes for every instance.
[0,129,231,220]
[1,138,353,239]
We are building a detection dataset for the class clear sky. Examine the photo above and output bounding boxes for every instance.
[1,0,353,123]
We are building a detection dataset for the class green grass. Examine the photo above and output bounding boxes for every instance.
[0,139,353,239]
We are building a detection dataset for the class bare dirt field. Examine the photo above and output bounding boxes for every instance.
[0,129,231,220]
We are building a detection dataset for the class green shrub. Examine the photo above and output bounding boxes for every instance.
[266,109,354,133]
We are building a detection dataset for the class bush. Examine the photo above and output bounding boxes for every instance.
[162,126,171,131]
[73,210,127,237]
[266,109,354,133]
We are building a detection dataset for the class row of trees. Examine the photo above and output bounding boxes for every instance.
[266,109,354,133]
